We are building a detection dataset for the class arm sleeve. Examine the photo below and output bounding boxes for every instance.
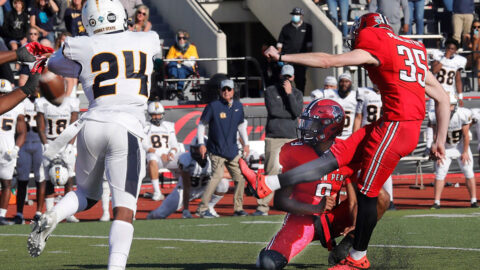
[238,120,249,146]
[47,49,81,78]
[197,122,206,145]
[168,124,179,150]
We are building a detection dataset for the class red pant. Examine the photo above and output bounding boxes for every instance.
[331,120,422,197]
[266,201,351,262]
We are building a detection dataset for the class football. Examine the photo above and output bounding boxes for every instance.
[39,67,65,105]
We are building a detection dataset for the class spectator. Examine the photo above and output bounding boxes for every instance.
[253,65,303,216]
[3,0,29,52]
[452,0,474,45]
[29,0,59,44]
[277,7,313,94]
[119,0,142,19]
[64,0,86,37]
[368,0,409,34]
[407,0,425,37]
[53,0,68,31]
[18,28,41,87]
[310,75,337,99]
[196,79,249,217]
[326,0,350,38]
[132,4,151,32]
[166,29,199,92]
[429,94,477,209]
[466,20,480,90]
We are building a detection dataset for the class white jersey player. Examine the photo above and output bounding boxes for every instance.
[428,38,466,111]
[144,101,180,201]
[428,96,477,209]
[148,141,228,219]
[15,97,45,224]
[29,1,162,268]
[0,79,26,225]
[353,86,395,209]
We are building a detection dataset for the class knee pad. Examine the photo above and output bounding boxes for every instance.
[313,214,336,251]
[257,248,287,270]
[215,178,229,194]
[147,152,159,163]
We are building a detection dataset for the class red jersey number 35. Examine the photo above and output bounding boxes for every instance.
[397,45,427,87]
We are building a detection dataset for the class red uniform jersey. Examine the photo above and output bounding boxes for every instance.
[355,27,428,121]
[280,139,354,206]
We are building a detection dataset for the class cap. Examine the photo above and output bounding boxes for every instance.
[324,76,337,86]
[281,65,294,76]
[338,72,352,82]
[290,7,304,15]
[220,79,234,89]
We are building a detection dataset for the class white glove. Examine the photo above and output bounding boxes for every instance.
[3,146,19,162]
[42,143,49,153]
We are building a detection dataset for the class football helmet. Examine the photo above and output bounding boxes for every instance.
[348,12,393,49]
[0,79,13,93]
[82,0,127,36]
[48,158,69,186]
[298,99,345,145]
[147,101,165,126]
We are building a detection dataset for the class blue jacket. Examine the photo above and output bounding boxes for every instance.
[201,99,244,160]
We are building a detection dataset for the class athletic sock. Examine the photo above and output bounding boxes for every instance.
[102,181,111,212]
[52,190,87,224]
[108,220,134,270]
[0,208,6,217]
[471,198,477,204]
[265,175,281,191]
[151,179,161,194]
[45,197,55,211]
[208,194,223,209]
[382,176,393,201]
[434,200,440,205]
[350,248,367,260]
[35,211,42,216]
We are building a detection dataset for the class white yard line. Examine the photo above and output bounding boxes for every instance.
[1,233,480,252]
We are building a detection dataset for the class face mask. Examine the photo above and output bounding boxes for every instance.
[150,118,162,126]
[292,15,301,23]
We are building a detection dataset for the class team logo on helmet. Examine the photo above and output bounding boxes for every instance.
[0,81,5,89]
[89,18,96,26]
[98,16,104,23]
[107,13,116,23]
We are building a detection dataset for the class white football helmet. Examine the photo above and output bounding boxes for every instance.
[147,101,165,115]
[0,79,13,93]
[82,0,127,36]
[48,158,69,186]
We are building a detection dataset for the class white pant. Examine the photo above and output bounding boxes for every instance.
[75,121,145,212]
[435,143,474,180]
[17,141,44,182]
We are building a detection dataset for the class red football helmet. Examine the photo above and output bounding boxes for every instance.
[348,12,393,49]
[298,99,345,145]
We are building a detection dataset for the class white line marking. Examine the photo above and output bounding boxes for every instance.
[90,244,108,247]
[47,250,70,254]
[195,224,229,227]
[404,213,480,218]
[1,233,479,252]
[240,221,283,224]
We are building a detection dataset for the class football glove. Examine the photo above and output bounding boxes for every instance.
[20,73,40,96]
[3,146,19,162]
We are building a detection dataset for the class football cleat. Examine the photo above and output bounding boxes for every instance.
[27,211,58,257]
[182,209,193,219]
[328,234,354,265]
[430,203,440,210]
[208,207,220,218]
[14,215,25,225]
[251,210,268,216]
[66,215,80,223]
[328,255,371,270]
[471,202,479,208]
[238,158,271,199]
[99,212,110,222]
[0,216,12,225]
[152,192,165,201]
[233,210,249,217]
[199,210,217,218]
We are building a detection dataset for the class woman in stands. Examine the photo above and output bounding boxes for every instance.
[132,5,152,32]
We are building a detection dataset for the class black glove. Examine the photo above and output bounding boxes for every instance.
[16,46,36,63]
[21,73,40,96]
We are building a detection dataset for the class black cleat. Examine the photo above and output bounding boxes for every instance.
[328,233,354,265]
[471,202,478,208]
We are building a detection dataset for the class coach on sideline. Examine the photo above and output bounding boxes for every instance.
[196,79,250,217]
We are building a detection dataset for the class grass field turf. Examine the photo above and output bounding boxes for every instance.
[0,208,479,270]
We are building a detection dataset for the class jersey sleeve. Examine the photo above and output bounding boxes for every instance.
[69,97,80,112]
[459,108,472,125]
[47,48,81,78]
[34,98,46,114]
[166,122,179,150]
[430,49,443,62]
[310,89,323,99]
[456,55,467,71]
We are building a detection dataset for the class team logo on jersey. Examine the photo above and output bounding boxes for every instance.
[107,13,116,23]
[219,112,226,119]
[89,18,96,26]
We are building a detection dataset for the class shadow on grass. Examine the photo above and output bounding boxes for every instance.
[67,262,326,269]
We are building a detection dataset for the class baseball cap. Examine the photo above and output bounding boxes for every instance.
[220,79,234,89]
[324,76,337,86]
[290,7,304,15]
[281,65,294,76]
[338,72,352,82]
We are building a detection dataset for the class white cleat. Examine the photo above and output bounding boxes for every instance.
[99,212,110,222]
[66,215,80,223]
[209,207,220,218]
[151,192,165,201]
[27,211,58,257]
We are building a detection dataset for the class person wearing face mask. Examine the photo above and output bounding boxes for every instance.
[166,29,199,93]
[276,7,312,94]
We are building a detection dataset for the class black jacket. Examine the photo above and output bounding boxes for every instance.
[3,11,29,41]
[265,83,303,138]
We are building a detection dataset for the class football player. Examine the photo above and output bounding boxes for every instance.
[28,1,161,269]
[15,94,45,224]
[35,92,80,222]
[147,137,228,219]
[144,100,180,201]
[256,99,390,269]
[246,13,450,269]
[429,94,478,209]
[0,79,26,225]
[353,86,395,210]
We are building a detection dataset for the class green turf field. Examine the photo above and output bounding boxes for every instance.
[0,208,479,269]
